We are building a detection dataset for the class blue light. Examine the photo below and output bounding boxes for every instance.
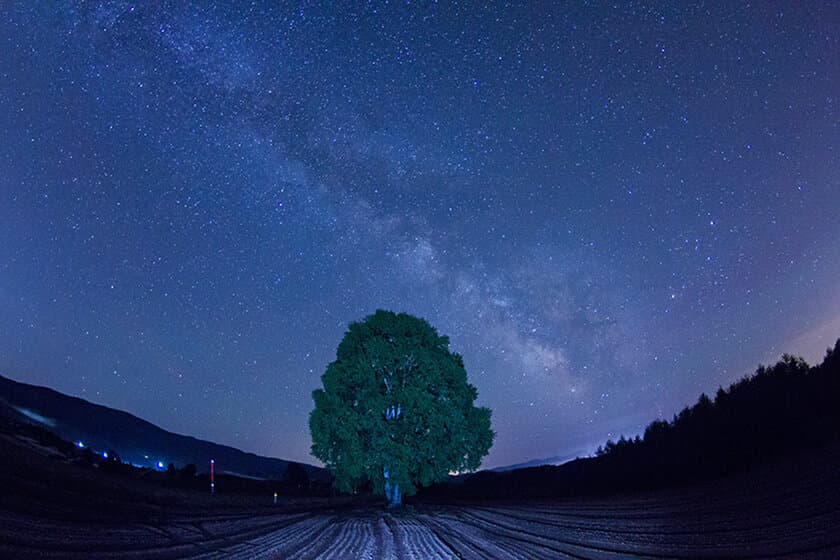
[76,441,84,448]
[102,451,108,459]
[157,461,164,469]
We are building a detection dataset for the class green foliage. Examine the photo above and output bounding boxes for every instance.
[309,310,494,497]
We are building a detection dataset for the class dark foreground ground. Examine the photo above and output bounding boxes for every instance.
[1,432,839,559]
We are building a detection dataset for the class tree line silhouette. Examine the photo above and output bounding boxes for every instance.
[426,338,840,500]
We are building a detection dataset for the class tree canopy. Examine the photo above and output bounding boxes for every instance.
[309,310,493,503]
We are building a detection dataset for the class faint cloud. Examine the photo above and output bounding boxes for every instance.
[383,236,576,387]
[13,406,56,428]
[444,267,574,389]
[393,237,443,283]
[157,14,259,92]
[347,199,403,239]
[489,314,573,384]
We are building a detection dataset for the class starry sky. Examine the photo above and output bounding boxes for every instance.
[1,3,838,469]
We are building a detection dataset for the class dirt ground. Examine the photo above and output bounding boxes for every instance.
[2,433,839,559]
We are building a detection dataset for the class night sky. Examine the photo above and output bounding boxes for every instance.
[1,3,838,469]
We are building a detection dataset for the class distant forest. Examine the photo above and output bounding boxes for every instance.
[431,338,840,499]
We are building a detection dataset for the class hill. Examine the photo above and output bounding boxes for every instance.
[431,338,840,500]
[2,400,838,558]
[0,373,327,482]
[489,453,579,472]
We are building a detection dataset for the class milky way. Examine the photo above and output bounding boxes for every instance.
[1,3,838,467]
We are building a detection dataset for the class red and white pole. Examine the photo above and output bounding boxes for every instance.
[210,459,215,495]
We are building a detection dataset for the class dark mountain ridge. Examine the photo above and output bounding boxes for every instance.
[490,453,579,472]
[0,373,327,481]
[428,338,840,500]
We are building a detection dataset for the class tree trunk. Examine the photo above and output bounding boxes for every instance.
[389,483,401,508]
[384,403,403,508]
[384,467,401,508]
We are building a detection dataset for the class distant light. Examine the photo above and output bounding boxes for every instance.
[157,461,164,469]
[102,451,108,459]
[210,459,215,464]
[76,441,85,448]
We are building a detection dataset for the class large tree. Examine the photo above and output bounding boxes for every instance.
[309,310,493,506]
